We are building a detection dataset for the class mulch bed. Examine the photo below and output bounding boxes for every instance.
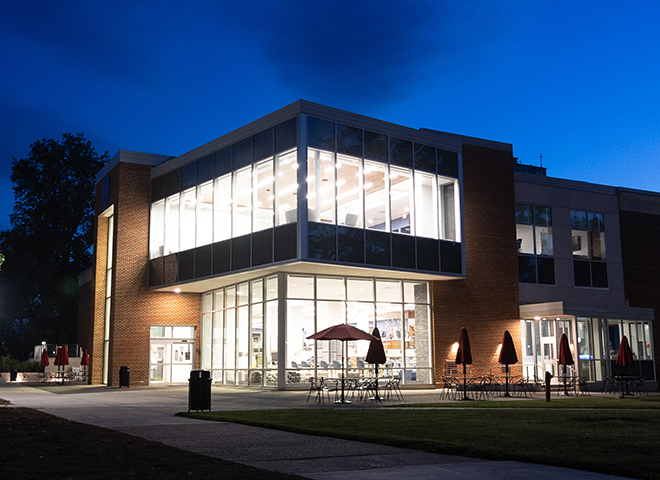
[0,406,304,479]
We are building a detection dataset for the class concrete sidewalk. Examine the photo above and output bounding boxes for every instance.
[0,383,632,480]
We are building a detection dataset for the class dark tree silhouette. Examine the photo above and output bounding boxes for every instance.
[0,133,107,358]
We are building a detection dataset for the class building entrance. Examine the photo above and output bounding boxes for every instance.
[149,326,195,384]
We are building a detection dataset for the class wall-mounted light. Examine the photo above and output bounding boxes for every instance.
[450,342,459,356]
[496,343,502,356]
[174,288,181,293]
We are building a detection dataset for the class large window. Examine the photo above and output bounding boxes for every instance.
[308,148,460,241]
[571,211,607,288]
[149,149,297,259]
[516,204,554,284]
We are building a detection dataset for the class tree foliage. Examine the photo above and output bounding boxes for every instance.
[0,133,107,358]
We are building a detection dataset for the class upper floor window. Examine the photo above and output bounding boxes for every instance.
[571,211,607,288]
[516,204,554,284]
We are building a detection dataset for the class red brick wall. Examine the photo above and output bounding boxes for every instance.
[432,144,520,383]
[88,162,201,386]
[619,209,660,381]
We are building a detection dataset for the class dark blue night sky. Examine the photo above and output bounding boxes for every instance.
[2,1,659,231]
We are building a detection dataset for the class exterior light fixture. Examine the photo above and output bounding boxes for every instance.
[174,288,181,293]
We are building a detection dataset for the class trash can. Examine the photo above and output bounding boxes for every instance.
[188,369,211,412]
[119,366,130,388]
[10,369,18,382]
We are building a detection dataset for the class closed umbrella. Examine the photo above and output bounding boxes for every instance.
[40,348,49,367]
[365,326,387,401]
[497,330,518,397]
[307,324,377,404]
[455,328,473,401]
[557,334,574,395]
[54,346,70,384]
[616,335,634,397]
[81,349,89,381]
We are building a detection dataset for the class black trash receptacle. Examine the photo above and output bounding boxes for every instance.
[10,369,18,382]
[119,366,130,387]
[188,369,211,412]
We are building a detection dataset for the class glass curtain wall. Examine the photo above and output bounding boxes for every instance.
[308,147,460,241]
[201,273,433,388]
[150,149,297,259]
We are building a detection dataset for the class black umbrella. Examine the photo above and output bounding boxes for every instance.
[497,330,518,397]
[365,326,387,401]
[558,333,574,395]
[455,328,473,401]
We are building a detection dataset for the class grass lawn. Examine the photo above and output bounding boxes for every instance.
[182,396,660,480]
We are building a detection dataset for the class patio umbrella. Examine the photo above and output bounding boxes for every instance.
[307,324,377,403]
[54,346,69,384]
[40,348,49,367]
[81,349,89,381]
[455,328,473,401]
[616,335,634,397]
[557,334,574,395]
[365,326,387,401]
[497,330,518,397]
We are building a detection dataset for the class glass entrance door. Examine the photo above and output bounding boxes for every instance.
[540,319,556,376]
[149,341,194,383]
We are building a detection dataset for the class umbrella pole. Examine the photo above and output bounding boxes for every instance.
[462,363,468,401]
[374,364,380,401]
[504,364,510,397]
[563,365,568,396]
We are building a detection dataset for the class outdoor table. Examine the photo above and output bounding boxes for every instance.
[614,375,637,397]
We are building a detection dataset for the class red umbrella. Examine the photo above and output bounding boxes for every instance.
[497,330,518,397]
[307,324,377,403]
[81,349,89,366]
[455,328,473,401]
[365,327,387,401]
[40,348,50,367]
[54,346,69,384]
[616,336,634,397]
[558,334,573,395]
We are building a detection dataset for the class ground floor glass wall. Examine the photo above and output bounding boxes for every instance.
[201,273,433,387]
[521,316,655,383]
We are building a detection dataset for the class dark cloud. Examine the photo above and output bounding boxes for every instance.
[213,1,454,105]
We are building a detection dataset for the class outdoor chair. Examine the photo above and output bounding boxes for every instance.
[384,378,403,400]
[438,376,457,400]
[633,377,648,395]
[575,377,590,396]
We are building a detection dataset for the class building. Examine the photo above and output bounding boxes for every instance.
[78,100,657,389]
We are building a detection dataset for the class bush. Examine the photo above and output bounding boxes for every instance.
[0,355,42,373]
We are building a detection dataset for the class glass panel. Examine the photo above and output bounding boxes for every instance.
[224,309,236,369]
[574,260,591,286]
[414,143,435,172]
[180,188,196,251]
[214,289,224,310]
[286,300,315,369]
[364,130,388,162]
[150,326,169,338]
[212,311,223,369]
[172,326,194,338]
[251,279,263,303]
[237,306,249,369]
[307,149,335,223]
[404,282,429,304]
[590,231,606,260]
[571,230,589,257]
[389,137,413,168]
[308,222,336,260]
[571,210,588,230]
[275,118,296,154]
[518,255,536,283]
[516,224,534,254]
[629,321,638,360]
[390,166,413,235]
[534,206,552,227]
[202,313,212,369]
[644,323,652,358]
[317,277,345,300]
[376,280,401,303]
[516,204,533,225]
[537,257,555,285]
[377,303,403,378]
[233,167,252,237]
[213,174,232,242]
[364,160,389,231]
[439,177,458,241]
[164,193,180,255]
[347,302,375,371]
[150,200,165,259]
[535,225,553,256]
[437,149,459,178]
[253,159,274,232]
[307,117,335,151]
[237,282,249,305]
[251,303,263,369]
[202,292,212,312]
[336,123,362,157]
[276,150,298,225]
[266,276,278,300]
[336,154,363,227]
[196,181,213,247]
[608,320,621,360]
[347,278,374,301]
[591,262,608,288]
[588,212,604,232]
[288,275,314,299]
[253,128,273,162]
[214,146,231,177]
[265,300,278,368]
[226,286,236,308]
[414,172,438,239]
[337,226,364,263]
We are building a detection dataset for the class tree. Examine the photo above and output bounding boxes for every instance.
[0,133,107,359]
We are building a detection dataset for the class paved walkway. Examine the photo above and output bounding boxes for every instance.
[0,382,633,479]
